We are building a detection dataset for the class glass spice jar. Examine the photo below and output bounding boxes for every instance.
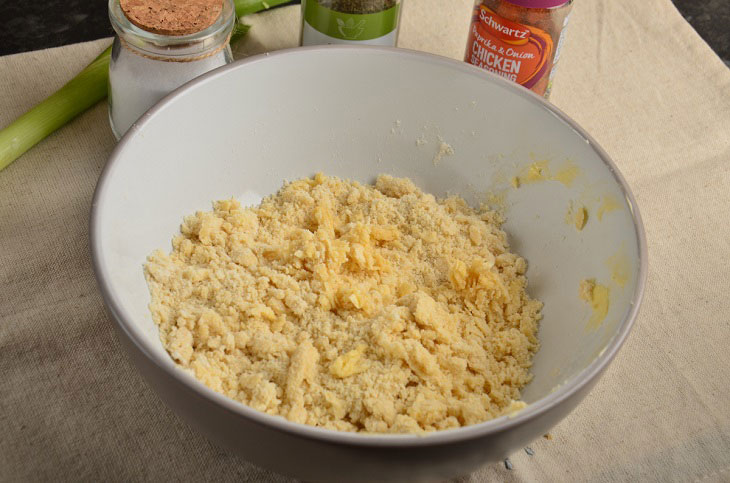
[464,0,573,99]
[108,0,235,139]
[300,0,404,46]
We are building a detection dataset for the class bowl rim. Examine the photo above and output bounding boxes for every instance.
[90,45,648,447]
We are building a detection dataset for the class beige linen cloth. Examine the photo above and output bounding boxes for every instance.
[1,0,729,481]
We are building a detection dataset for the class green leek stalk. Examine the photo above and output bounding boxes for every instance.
[0,47,111,172]
[234,0,293,16]
[0,0,293,173]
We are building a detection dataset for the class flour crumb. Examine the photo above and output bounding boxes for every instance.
[433,141,454,166]
[145,174,542,434]
[580,278,610,328]
[579,279,596,302]
[505,400,528,418]
[566,202,588,231]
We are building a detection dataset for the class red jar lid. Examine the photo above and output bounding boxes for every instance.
[503,0,571,8]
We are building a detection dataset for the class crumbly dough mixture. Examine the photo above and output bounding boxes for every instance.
[145,174,542,433]
[567,202,588,231]
[580,278,609,329]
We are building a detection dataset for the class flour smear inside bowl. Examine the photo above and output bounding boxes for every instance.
[144,173,542,434]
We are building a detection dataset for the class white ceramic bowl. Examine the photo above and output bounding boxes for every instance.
[91,47,647,482]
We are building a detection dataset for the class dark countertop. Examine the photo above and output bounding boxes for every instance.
[0,0,728,66]
[0,0,111,57]
[675,0,729,67]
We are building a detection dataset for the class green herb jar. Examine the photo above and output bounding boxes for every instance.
[300,0,403,46]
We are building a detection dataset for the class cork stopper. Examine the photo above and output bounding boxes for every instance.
[120,0,224,36]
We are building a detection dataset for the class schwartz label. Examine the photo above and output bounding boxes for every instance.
[465,5,554,90]
[302,0,401,45]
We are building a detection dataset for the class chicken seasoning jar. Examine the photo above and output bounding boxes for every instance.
[300,0,403,46]
[465,0,573,98]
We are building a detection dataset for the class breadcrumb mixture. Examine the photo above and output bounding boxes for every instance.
[567,202,588,231]
[145,174,542,433]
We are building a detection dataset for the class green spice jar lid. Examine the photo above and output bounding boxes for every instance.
[320,0,398,14]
